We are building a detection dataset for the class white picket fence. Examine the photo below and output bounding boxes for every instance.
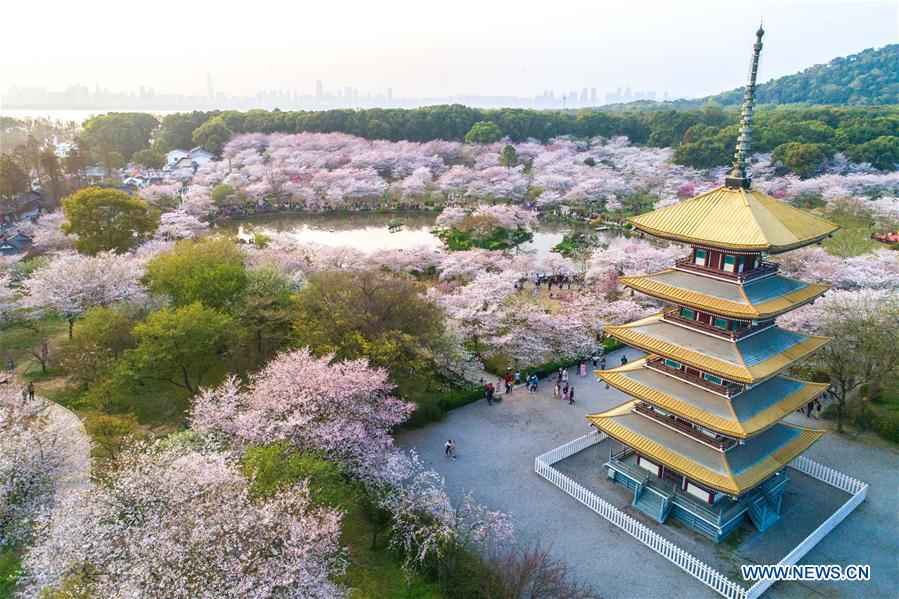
[744,456,868,598]
[535,430,868,599]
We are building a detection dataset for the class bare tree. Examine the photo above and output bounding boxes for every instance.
[488,543,602,599]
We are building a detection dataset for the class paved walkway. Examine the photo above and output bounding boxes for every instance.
[398,347,898,599]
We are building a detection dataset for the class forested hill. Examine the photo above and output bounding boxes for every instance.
[613,44,898,111]
[709,44,898,106]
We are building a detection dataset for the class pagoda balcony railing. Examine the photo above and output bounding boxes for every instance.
[662,310,774,341]
[674,257,778,282]
[645,355,744,398]
[635,403,738,450]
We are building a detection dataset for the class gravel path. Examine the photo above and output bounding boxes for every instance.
[398,347,898,598]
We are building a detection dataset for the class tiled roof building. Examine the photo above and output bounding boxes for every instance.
[588,26,837,542]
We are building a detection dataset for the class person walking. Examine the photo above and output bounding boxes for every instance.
[27,381,34,401]
[569,386,576,405]
[553,381,561,399]
[5,357,13,373]
[620,355,628,366]
[600,357,606,370]
[592,354,599,368]
[561,369,569,384]
[486,384,494,406]
[579,362,587,377]
[445,439,456,460]
[806,399,815,418]
[562,385,570,403]
[813,398,822,419]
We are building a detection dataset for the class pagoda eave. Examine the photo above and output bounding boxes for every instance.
[618,272,830,320]
[604,315,831,384]
[595,359,829,438]
[587,403,824,495]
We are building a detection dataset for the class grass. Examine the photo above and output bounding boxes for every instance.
[0,548,21,599]
[340,510,440,598]
[821,213,880,257]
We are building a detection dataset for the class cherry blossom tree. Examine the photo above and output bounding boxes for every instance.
[21,439,345,598]
[18,212,73,251]
[586,237,682,281]
[25,251,147,337]
[190,348,413,482]
[380,452,514,567]
[778,289,899,430]
[156,210,209,240]
[1,382,91,547]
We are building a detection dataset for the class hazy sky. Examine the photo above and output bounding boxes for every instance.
[1,0,896,99]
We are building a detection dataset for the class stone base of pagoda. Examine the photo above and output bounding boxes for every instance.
[605,448,789,543]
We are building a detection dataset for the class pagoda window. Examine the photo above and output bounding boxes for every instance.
[680,307,696,320]
[713,317,729,330]
[665,358,682,369]
[694,248,707,266]
[703,372,723,385]
[723,254,737,272]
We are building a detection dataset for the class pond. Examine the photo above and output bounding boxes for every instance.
[216,211,623,257]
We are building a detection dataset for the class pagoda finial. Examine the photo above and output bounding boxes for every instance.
[725,24,764,190]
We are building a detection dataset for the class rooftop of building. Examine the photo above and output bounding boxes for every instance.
[604,314,830,384]
[628,186,839,254]
[587,400,824,495]
[619,269,829,319]
[595,358,828,438]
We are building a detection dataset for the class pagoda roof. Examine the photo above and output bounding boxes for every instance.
[628,186,839,254]
[604,314,830,384]
[587,401,823,495]
[619,269,829,319]
[595,358,828,438]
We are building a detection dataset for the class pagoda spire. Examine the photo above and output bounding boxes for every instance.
[725,24,765,190]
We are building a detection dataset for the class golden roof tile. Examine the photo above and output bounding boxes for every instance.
[587,402,824,495]
[619,270,829,319]
[628,186,839,253]
[594,358,828,438]
[603,314,830,384]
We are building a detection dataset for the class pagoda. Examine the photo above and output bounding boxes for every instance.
[588,26,839,542]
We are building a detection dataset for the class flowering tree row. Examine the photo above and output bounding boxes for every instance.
[163,132,898,216]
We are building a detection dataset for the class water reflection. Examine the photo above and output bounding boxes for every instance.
[218,211,618,257]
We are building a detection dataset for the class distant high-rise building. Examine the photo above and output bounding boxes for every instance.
[206,71,214,101]
[387,88,393,101]
[590,88,597,104]
[315,79,324,98]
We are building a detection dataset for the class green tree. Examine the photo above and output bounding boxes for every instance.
[153,111,219,152]
[235,267,294,356]
[81,112,159,163]
[63,138,92,182]
[131,148,165,169]
[211,183,237,206]
[0,153,29,204]
[464,121,503,144]
[61,187,159,254]
[498,144,518,167]
[146,237,248,310]
[38,148,65,204]
[123,302,234,394]
[772,142,833,178]
[192,119,232,154]
[291,269,447,380]
[844,136,899,171]
[61,305,137,389]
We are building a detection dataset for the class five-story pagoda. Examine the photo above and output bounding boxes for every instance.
[588,26,839,542]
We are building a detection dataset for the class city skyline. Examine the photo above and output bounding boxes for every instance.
[1,0,895,106]
[2,77,671,111]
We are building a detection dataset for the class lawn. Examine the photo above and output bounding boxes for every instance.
[0,548,20,599]
[821,212,880,257]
